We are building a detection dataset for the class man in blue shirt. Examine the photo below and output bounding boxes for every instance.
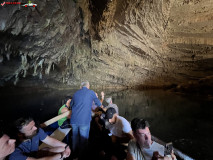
[70,81,102,159]
[9,117,71,160]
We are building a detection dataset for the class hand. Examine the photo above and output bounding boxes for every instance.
[170,150,177,160]
[101,91,104,98]
[164,150,177,160]
[63,146,71,158]
[111,135,117,143]
[152,151,164,160]
[95,111,102,116]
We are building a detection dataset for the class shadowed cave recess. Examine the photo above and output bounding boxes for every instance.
[0,0,213,93]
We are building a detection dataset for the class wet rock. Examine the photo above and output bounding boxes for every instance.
[0,0,212,90]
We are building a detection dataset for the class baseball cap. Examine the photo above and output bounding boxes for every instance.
[105,107,116,120]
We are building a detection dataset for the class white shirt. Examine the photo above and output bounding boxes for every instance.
[128,139,164,160]
[108,116,132,137]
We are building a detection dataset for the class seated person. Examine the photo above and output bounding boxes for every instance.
[127,118,176,160]
[105,107,133,143]
[9,117,71,160]
[104,107,134,160]
[0,121,16,160]
[103,97,119,115]
[58,96,72,129]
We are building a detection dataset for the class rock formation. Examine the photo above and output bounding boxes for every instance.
[0,0,213,90]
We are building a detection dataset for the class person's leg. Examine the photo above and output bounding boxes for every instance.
[78,124,90,159]
[71,124,79,158]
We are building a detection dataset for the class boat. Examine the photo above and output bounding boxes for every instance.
[40,111,194,160]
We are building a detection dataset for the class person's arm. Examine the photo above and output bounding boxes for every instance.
[126,152,135,160]
[41,136,71,156]
[152,151,177,160]
[26,153,62,160]
[101,107,107,112]
[164,151,177,160]
[9,148,65,160]
[61,107,71,119]
[126,140,136,160]
[93,92,102,107]
[123,131,134,143]
[111,131,134,143]
[100,91,104,103]
[119,120,134,143]
[42,136,66,148]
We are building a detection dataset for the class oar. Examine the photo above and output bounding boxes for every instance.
[40,111,71,128]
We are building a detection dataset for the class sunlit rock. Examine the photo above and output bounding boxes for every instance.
[0,0,212,90]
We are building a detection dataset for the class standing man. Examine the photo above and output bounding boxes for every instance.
[127,118,176,160]
[70,81,102,159]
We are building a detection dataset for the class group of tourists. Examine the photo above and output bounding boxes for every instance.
[0,81,177,160]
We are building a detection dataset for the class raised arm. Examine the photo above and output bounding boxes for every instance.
[100,91,105,103]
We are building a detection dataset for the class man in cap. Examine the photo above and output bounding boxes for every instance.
[104,107,134,160]
[105,107,133,143]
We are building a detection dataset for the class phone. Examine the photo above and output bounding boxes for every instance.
[165,142,173,155]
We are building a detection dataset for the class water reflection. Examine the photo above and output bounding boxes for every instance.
[0,88,212,159]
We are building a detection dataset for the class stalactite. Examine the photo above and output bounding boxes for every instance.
[45,61,52,75]
[14,73,19,85]
[33,63,38,76]
[39,72,42,79]
[33,59,44,76]
[21,55,27,66]
[0,55,3,63]
[38,59,44,70]
[6,52,11,61]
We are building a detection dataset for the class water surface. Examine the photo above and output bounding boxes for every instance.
[0,87,212,160]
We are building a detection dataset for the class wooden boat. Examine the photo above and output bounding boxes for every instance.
[39,111,194,160]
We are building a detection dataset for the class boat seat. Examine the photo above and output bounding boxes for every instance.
[39,127,71,150]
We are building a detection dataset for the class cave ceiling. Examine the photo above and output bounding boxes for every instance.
[0,0,213,89]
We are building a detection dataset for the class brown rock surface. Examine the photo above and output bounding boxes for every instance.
[0,0,213,90]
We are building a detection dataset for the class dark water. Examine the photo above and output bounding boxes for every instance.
[0,87,213,160]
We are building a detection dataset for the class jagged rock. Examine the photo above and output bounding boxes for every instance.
[0,0,212,90]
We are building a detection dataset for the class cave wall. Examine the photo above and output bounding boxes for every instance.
[0,0,213,89]
[88,0,213,87]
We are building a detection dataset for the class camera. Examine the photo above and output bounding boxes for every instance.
[165,142,173,155]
